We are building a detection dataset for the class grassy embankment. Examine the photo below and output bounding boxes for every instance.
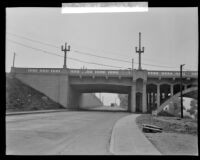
[6,73,64,112]
[136,114,197,135]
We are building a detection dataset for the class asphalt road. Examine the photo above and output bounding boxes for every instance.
[6,111,130,155]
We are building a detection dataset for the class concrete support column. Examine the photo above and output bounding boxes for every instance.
[170,84,174,97]
[156,84,160,109]
[58,74,69,108]
[153,93,155,108]
[128,93,131,112]
[147,93,150,109]
[130,82,136,113]
[142,81,147,113]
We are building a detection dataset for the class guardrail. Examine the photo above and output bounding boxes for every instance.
[11,67,198,78]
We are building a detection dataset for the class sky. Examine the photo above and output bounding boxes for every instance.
[6,7,198,105]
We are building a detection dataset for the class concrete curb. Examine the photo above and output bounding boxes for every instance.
[109,117,119,154]
[109,114,161,155]
[6,109,72,116]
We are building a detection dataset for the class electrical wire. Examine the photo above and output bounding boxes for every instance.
[7,32,195,70]
[7,39,126,69]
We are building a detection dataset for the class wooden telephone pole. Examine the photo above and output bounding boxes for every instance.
[61,43,70,68]
[132,58,134,76]
[13,52,16,67]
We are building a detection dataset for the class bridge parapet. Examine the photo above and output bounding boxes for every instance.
[69,69,132,77]
[11,67,63,74]
[147,70,198,78]
[11,67,198,78]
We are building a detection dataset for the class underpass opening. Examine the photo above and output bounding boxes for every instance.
[70,84,131,112]
[160,84,171,105]
[136,92,142,112]
[173,84,185,95]
[146,84,157,113]
[79,92,129,112]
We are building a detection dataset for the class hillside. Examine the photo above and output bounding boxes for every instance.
[6,73,64,112]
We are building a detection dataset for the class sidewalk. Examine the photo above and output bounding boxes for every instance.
[110,114,161,155]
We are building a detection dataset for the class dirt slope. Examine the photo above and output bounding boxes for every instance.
[136,114,198,155]
[6,73,64,112]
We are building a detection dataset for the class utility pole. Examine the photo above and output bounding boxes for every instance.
[61,43,70,68]
[180,64,185,118]
[135,32,144,70]
[132,58,134,76]
[12,52,16,67]
[132,58,134,70]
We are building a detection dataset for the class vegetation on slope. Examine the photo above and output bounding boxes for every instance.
[136,114,197,135]
[118,94,128,109]
[6,73,64,112]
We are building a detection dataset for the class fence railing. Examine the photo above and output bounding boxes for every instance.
[69,69,132,76]
[147,70,198,78]
[11,67,198,78]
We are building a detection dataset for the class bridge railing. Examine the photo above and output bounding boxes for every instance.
[11,67,63,74]
[69,69,132,76]
[11,67,198,78]
[147,70,198,78]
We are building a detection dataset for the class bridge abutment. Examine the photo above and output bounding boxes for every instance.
[58,74,70,108]
[142,81,147,113]
[130,83,136,112]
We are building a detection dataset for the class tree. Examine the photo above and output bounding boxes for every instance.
[118,94,128,108]
[187,99,198,119]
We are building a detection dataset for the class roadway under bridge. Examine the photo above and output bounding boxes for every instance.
[11,67,198,113]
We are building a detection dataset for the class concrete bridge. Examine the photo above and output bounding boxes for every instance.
[11,67,198,113]
[156,86,198,114]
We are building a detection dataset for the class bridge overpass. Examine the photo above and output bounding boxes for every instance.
[156,86,198,114]
[11,67,198,113]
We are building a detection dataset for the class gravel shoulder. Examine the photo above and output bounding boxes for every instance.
[136,114,198,155]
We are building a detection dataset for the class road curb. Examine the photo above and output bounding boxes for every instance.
[6,109,72,116]
[109,115,128,155]
[109,117,119,155]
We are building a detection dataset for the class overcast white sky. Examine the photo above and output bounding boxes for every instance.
[6,7,198,105]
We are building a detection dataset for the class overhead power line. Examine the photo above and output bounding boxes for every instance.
[6,32,184,69]
[7,32,132,63]
[72,49,130,63]
[7,32,59,48]
[7,39,125,69]
[72,50,179,69]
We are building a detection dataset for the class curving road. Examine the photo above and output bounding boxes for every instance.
[6,111,130,155]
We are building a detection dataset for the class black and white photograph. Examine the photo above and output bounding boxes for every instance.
[5,2,198,155]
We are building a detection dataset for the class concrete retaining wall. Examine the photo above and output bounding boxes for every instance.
[14,74,103,109]
[79,93,103,108]
[15,73,70,108]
